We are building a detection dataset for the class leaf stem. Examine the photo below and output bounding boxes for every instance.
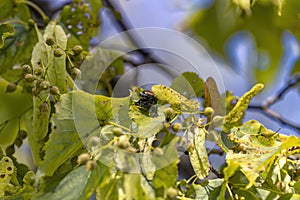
[17,0,49,22]
[107,121,132,132]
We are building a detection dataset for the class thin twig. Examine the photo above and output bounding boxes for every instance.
[248,75,300,134]
[103,0,157,62]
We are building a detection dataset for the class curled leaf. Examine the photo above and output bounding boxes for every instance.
[225,83,264,124]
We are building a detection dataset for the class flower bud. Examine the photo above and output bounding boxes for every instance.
[172,123,182,132]
[54,48,64,57]
[165,187,177,200]
[117,135,130,149]
[72,45,83,55]
[77,153,90,164]
[40,81,50,90]
[164,108,175,120]
[34,67,43,76]
[5,82,17,93]
[112,127,123,137]
[45,36,55,46]
[24,74,35,82]
[88,136,101,147]
[85,160,96,171]
[22,64,32,74]
[50,86,60,95]
[204,107,214,116]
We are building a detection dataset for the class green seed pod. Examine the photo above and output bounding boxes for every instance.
[127,146,137,153]
[88,136,101,147]
[71,68,81,79]
[19,130,27,140]
[172,123,182,132]
[276,181,286,191]
[212,116,224,127]
[72,45,83,55]
[164,107,175,120]
[117,135,130,149]
[45,36,55,46]
[204,107,214,116]
[73,54,84,62]
[165,187,177,200]
[24,74,35,82]
[22,64,32,74]
[34,67,43,76]
[5,82,17,93]
[50,86,60,95]
[40,81,50,90]
[112,127,123,137]
[85,160,96,171]
[54,48,64,57]
[77,153,90,164]
[28,19,35,26]
[31,87,38,96]
[153,147,164,156]
[5,145,15,155]
[14,138,23,147]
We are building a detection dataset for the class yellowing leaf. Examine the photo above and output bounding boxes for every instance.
[152,85,199,113]
[0,157,14,197]
[188,127,210,179]
[224,83,264,125]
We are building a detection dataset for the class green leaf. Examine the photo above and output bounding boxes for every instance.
[0,0,14,20]
[192,179,223,200]
[0,24,37,74]
[43,21,68,94]
[96,171,120,200]
[171,72,204,99]
[123,173,155,200]
[188,127,210,179]
[152,85,200,113]
[129,104,165,138]
[153,161,178,197]
[0,23,14,49]
[224,135,300,189]
[222,83,264,130]
[41,92,83,176]
[0,79,32,145]
[79,47,124,94]
[38,162,108,200]
[226,149,277,189]
[28,43,51,166]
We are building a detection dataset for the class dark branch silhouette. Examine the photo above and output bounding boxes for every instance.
[249,75,300,134]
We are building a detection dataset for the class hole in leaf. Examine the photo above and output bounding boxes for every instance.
[0,174,6,179]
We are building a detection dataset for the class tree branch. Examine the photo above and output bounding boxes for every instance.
[103,0,161,64]
[248,75,300,134]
